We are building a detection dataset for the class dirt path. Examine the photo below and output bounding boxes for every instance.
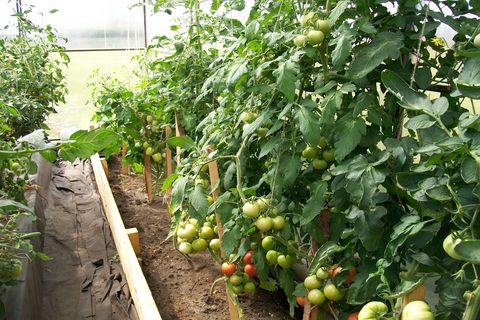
[107,156,297,320]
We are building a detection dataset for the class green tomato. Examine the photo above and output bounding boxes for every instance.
[312,159,328,170]
[315,19,330,34]
[229,274,243,286]
[316,267,329,280]
[231,284,244,295]
[152,153,163,162]
[256,216,273,232]
[243,281,256,293]
[145,147,154,156]
[443,233,462,260]
[240,112,256,124]
[318,136,328,148]
[301,12,316,27]
[401,301,434,320]
[256,127,268,137]
[294,34,308,47]
[304,275,322,290]
[178,242,192,255]
[277,254,295,268]
[243,201,261,218]
[199,226,214,239]
[177,223,197,240]
[474,34,480,48]
[195,178,209,188]
[262,236,275,250]
[256,197,270,211]
[146,115,153,123]
[307,289,325,305]
[307,30,325,45]
[191,238,208,252]
[272,216,285,230]
[323,283,344,301]
[11,162,21,173]
[322,149,335,162]
[302,146,318,159]
[358,301,388,320]
[266,250,279,264]
[209,238,221,251]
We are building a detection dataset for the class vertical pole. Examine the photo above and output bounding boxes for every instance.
[402,285,426,307]
[121,143,129,175]
[174,111,185,166]
[303,208,330,320]
[144,150,153,202]
[205,145,239,320]
[165,126,173,215]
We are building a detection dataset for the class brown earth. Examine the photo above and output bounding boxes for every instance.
[106,156,299,320]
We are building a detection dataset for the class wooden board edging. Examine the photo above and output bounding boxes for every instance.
[91,154,161,320]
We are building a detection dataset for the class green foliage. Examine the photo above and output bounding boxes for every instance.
[0,7,69,141]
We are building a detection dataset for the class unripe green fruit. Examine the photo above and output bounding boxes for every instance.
[307,30,325,45]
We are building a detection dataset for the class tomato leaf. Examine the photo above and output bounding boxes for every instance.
[329,0,348,25]
[405,114,436,130]
[189,184,209,219]
[331,27,356,68]
[346,263,381,305]
[295,102,321,146]
[334,114,366,161]
[162,173,179,192]
[307,241,345,275]
[167,136,196,150]
[0,199,33,214]
[454,240,480,263]
[461,157,480,184]
[388,277,426,299]
[456,57,480,99]
[347,32,403,80]
[382,215,425,267]
[221,220,243,257]
[350,206,386,252]
[273,55,299,102]
[300,181,328,226]
[278,268,296,317]
[171,176,188,212]
[226,59,248,90]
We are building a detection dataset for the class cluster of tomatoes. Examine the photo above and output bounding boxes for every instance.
[139,114,165,163]
[302,136,335,171]
[293,12,330,47]
[242,197,286,232]
[221,250,257,295]
[239,111,273,138]
[176,215,220,255]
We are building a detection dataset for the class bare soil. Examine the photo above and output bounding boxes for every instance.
[107,156,297,320]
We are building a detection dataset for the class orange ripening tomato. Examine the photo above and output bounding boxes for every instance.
[330,265,357,285]
[296,296,306,307]
[348,311,359,320]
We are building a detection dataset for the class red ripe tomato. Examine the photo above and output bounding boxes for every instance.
[243,250,254,265]
[221,262,236,276]
[296,296,306,307]
[244,263,256,277]
[348,311,359,320]
[330,265,357,285]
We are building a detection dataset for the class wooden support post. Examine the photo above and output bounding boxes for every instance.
[126,227,141,256]
[100,158,109,177]
[303,208,330,320]
[121,144,129,175]
[165,127,173,204]
[144,150,154,203]
[402,284,426,307]
[205,145,239,320]
[174,111,185,166]
[90,154,161,320]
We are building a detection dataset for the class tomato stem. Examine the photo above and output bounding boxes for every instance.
[463,283,480,320]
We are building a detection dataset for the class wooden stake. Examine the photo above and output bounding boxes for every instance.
[174,112,185,166]
[303,209,330,320]
[205,145,239,320]
[121,144,129,175]
[402,284,426,307]
[165,126,173,203]
[100,158,109,177]
[91,154,161,320]
[144,150,153,202]
[126,227,141,256]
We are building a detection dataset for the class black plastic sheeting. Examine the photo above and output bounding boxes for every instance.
[41,159,138,320]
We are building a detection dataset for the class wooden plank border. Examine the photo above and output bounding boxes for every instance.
[91,154,161,320]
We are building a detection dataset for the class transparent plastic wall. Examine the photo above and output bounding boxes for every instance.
[23,0,145,50]
[0,1,18,37]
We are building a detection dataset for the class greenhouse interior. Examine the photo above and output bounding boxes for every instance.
[1,0,480,319]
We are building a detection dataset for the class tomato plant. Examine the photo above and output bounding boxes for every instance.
[92,0,480,319]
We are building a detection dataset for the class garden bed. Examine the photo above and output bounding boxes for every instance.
[107,155,297,320]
